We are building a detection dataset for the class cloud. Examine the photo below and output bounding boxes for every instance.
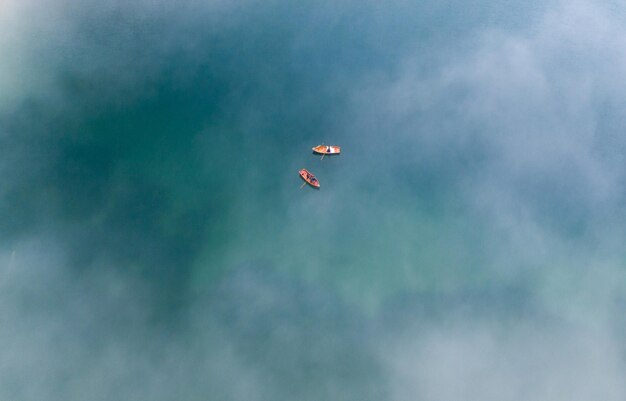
[347,2,626,399]
[384,317,626,401]
[1,243,386,400]
[2,0,626,400]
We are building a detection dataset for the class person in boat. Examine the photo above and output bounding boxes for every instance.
[326,145,331,153]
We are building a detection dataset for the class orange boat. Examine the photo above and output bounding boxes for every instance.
[299,168,320,188]
[312,144,341,156]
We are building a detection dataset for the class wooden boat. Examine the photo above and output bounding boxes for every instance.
[299,168,320,188]
[312,144,341,155]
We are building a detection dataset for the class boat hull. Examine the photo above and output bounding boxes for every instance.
[312,145,341,155]
[299,169,320,188]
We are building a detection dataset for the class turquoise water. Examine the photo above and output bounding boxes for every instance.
[2,1,626,400]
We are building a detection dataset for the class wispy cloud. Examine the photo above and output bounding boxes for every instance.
[1,0,626,399]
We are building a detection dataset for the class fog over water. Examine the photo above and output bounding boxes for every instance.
[1,1,626,400]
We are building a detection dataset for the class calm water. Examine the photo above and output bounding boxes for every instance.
[2,1,626,400]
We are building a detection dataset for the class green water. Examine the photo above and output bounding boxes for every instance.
[2,1,626,400]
